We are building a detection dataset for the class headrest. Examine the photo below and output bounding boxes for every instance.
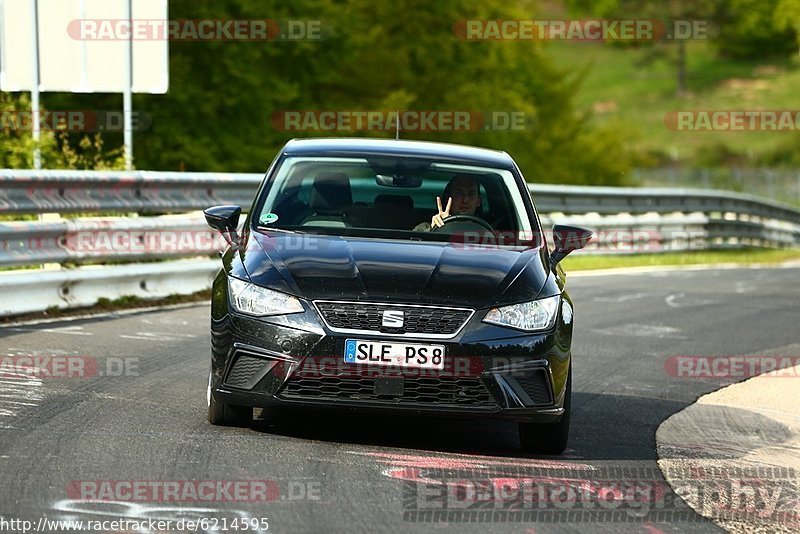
[309,172,352,210]
[374,194,413,209]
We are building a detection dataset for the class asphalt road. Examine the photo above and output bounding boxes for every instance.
[0,266,798,533]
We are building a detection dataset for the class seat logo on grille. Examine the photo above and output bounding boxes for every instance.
[382,310,404,328]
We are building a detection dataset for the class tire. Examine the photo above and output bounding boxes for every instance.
[207,371,252,427]
[519,366,571,454]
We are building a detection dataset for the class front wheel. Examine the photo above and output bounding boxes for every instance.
[519,366,571,454]
[207,371,252,427]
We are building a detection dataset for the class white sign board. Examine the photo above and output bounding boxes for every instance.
[0,0,168,93]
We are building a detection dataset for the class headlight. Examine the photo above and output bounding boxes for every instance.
[228,277,304,316]
[483,295,560,332]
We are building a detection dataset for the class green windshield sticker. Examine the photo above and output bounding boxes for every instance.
[259,213,279,225]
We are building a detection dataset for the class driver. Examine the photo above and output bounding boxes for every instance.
[413,174,482,231]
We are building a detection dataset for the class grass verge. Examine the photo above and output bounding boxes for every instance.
[545,40,800,159]
[562,248,800,271]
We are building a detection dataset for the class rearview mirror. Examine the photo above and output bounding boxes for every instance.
[204,205,241,246]
[550,224,594,271]
[375,174,423,188]
[370,156,429,187]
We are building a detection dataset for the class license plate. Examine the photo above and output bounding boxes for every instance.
[344,339,445,370]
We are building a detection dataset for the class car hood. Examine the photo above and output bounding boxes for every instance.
[241,231,552,308]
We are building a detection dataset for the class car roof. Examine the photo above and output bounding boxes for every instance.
[281,138,516,170]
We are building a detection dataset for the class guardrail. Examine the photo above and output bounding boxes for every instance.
[3,169,800,223]
[0,215,217,268]
[0,260,219,317]
[2,208,797,270]
[632,167,800,208]
[531,183,800,223]
[1,169,799,318]
[0,170,262,214]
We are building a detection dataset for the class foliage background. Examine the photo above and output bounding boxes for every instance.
[2,0,799,186]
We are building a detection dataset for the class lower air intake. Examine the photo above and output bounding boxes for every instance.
[514,370,553,405]
[279,376,496,408]
[225,353,268,388]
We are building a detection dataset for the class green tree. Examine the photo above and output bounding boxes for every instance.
[0,93,57,168]
[775,0,800,54]
[44,0,636,185]
[0,92,124,170]
[565,0,717,96]
[712,0,797,59]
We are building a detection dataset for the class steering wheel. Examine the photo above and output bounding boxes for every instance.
[430,215,494,233]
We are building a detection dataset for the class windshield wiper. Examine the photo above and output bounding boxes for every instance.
[256,226,305,234]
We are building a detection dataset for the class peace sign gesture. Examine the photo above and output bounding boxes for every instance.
[431,196,452,228]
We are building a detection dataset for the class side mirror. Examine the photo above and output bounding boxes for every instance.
[204,205,241,246]
[550,224,593,271]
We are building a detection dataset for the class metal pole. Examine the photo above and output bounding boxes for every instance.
[79,0,87,88]
[30,0,41,169]
[123,0,133,170]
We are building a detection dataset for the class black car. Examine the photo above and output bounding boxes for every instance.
[204,138,592,454]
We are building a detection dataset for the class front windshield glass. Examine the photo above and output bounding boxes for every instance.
[255,156,540,247]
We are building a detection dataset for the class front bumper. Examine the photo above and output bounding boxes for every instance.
[210,292,573,424]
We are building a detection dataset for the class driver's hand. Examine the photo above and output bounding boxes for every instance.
[431,196,452,228]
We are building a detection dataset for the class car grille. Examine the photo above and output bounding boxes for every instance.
[314,301,472,337]
[279,376,497,408]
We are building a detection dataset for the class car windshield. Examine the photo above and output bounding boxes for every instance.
[255,156,540,247]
